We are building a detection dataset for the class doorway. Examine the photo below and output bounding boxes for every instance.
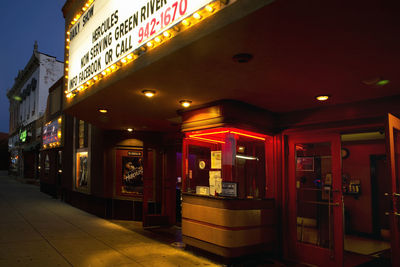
[286,118,400,266]
[287,133,343,267]
[341,131,392,266]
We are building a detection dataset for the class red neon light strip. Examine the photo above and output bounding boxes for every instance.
[189,136,225,144]
[188,130,229,138]
[230,131,266,141]
[187,128,267,141]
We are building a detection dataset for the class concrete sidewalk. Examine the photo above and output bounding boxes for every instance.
[0,173,221,267]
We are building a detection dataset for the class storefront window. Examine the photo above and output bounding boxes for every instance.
[10,151,19,172]
[44,154,50,175]
[38,153,41,172]
[183,128,268,199]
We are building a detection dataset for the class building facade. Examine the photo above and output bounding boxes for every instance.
[61,0,400,266]
[39,78,74,198]
[7,42,64,179]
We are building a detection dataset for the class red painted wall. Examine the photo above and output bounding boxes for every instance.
[342,141,385,234]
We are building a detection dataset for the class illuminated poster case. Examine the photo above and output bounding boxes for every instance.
[75,151,89,189]
[73,120,91,193]
[115,149,144,198]
[42,116,64,149]
[182,127,269,199]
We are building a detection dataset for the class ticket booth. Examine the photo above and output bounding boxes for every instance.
[179,100,278,258]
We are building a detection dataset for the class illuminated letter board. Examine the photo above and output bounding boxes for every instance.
[67,0,216,93]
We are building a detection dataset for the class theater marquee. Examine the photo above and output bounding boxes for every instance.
[65,0,232,96]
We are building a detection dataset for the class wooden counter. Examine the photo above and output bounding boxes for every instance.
[182,193,277,258]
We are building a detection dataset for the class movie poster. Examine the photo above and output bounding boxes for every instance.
[122,156,143,195]
[76,152,88,189]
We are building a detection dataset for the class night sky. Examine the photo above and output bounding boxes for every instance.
[0,1,65,134]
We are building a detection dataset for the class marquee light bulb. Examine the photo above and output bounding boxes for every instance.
[205,5,214,12]
[182,19,190,26]
[193,13,202,20]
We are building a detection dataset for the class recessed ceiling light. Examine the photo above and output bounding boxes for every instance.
[362,77,390,86]
[127,128,133,132]
[376,79,389,86]
[179,100,192,108]
[142,90,156,98]
[98,109,108,113]
[315,95,330,101]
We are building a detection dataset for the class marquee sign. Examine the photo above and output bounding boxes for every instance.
[66,0,227,95]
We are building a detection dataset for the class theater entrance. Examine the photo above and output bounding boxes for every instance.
[286,113,400,266]
[341,130,391,266]
[287,133,343,266]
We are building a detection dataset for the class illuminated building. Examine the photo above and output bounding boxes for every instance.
[6,42,64,179]
[61,0,400,265]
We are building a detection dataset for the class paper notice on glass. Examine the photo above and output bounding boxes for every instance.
[209,184,215,196]
[211,151,222,169]
[215,178,222,194]
[209,171,221,195]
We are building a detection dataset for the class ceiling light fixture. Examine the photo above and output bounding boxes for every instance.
[179,100,192,108]
[142,90,156,98]
[98,109,108,113]
[315,95,330,101]
[232,53,253,63]
[127,128,133,132]
[376,79,389,86]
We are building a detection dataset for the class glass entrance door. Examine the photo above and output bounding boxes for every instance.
[386,113,400,266]
[288,134,343,266]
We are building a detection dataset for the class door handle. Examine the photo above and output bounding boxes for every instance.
[300,200,340,206]
[385,211,400,217]
[384,192,400,197]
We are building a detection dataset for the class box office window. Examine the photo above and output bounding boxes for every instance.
[183,128,268,199]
